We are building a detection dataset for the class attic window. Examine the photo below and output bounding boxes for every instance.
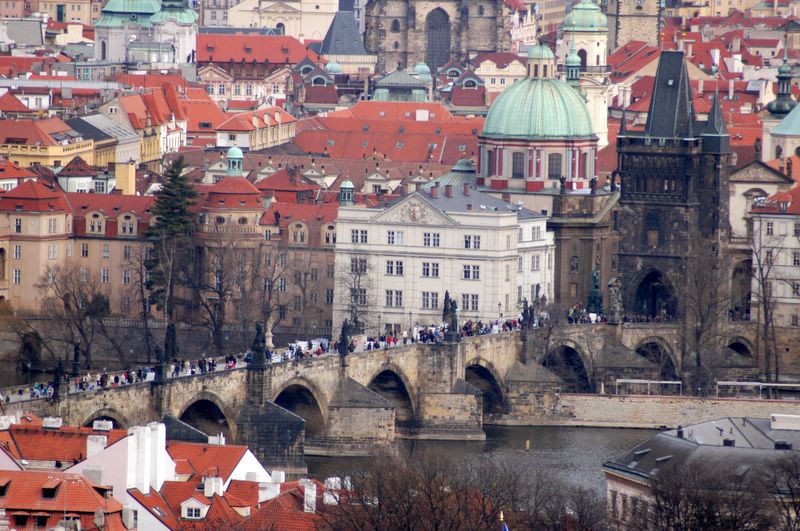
[435,127,441,135]
[238,217,248,224]
[362,124,369,132]
[215,216,225,224]
[379,111,386,117]
[327,139,335,146]
[42,479,60,499]
[199,122,212,129]
[361,141,368,147]
[404,112,411,117]
[396,141,404,148]
[667,79,674,86]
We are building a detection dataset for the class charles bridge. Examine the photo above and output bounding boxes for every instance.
[8,321,798,474]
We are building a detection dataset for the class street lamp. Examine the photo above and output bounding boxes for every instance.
[408,311,412,334]
[378,314,382,338]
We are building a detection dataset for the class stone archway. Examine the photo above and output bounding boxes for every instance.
[632,269,677,319]
[179,392,236,442]
[82,408,129,429]
[727,337,754,358]
[544,344,592,392]
[425,8,451,72]
[464,359,505,416]
[635,337,679,381]
[368,366,415,428]
[274,380,327,437]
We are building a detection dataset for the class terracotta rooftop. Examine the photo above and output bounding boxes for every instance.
[165,441,247,482]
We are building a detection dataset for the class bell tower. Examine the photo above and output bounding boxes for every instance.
[605,0,661,50]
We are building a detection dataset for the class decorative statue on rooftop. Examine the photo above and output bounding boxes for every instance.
[587,256,603,315]
[559,175,567,194]
[754,137,762,159]
[590,176,597,195]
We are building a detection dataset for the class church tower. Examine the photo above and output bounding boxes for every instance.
[761,48,798,162]
[604,0,661,50]
[616,51,730,320]
[557,0,612,147]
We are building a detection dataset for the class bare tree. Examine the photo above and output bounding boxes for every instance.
[337,253,375,334]
[122,241,155,363]
[750,214,782,383]
[763,452,800,531]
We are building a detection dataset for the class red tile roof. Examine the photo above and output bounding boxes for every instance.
[0,469,123,515]
[216,107,296,132]
[197,34,320,65]
[116,72,190,91]
[57,155,98,177]
[304,84,339,104]
[0,159,38,179]
[471,52,526,69]
[254,168,319,194]
[7,424,128,463]
[0,117,76,147]
[0,180,69,212]
[165,442,247,483]
[202,176,263,210]
[129,488,181,530]
[261,201,338,227]
[0,92,30,112]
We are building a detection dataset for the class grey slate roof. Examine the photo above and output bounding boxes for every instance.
[643,51,694,139]
[4,20,44,47]
[329,378,392,408]
[77,114,139,144]
[374,70,426,88]
[162,415,209,443]
[320,11,367,56]
[65,117,114,143]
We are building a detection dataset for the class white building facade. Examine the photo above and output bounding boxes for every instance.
[333,183,554,336]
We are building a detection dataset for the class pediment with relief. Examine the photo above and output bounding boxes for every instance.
[256,1,301,13]
[372,196,456,226]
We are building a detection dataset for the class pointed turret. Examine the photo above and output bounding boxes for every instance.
[702,86,730,154]
[644,51,694,138]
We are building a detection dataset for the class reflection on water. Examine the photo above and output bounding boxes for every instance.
[306,425,655,496]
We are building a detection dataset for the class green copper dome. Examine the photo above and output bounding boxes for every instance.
[527,44,555,60]
[482,78,595,139]
[325,60,342,74]
[562,0,607,32]
[227,144,243,160]
[100,0,160,14]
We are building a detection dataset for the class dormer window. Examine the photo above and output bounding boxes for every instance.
[0,478,10,496]
[119,214,136,235]
[186,507,201,519]
[88,213,104,234]
[42,479,59,499]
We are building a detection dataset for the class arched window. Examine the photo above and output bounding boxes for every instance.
[578,49,587,68]
[393,41,400,50]
[547,153,562,180]
[464,80,476,89]
[101,40,106,61]
[543,64,548,77]
[512,152,526,178]
[581,152,588,178]
[312,76,325,86]
[238,217,248,225]
[275,22,285,35]
[391,19,400,32]
[425,8,451,71]
[533,64,539,77]
[776,145,783,159]
[215,216,226,225]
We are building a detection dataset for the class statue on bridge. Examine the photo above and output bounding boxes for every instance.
[608,277,623,324]
[587,257,603,316]
[71,344,81,377]
[154,344,166,383]
[249,323,267,369]
[338,319,353,358]
[164,323,177,361]
[442,291,460,342]
[52,358,65,399]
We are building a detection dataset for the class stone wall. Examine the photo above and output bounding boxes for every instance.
[496,392,800,428]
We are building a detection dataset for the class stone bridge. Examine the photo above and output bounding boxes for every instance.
[16,322,761,473]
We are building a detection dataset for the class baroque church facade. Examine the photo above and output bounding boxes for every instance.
[364,0,511,72]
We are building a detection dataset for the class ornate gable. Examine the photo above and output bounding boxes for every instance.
[729,160,794,185]
[371,194,456,226]
[256,1,300,13]
[198,65,233,82]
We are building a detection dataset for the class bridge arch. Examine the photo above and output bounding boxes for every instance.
[635,336,679,380]
[464,357,505,415]
[82,407,129,429]
[368,364,416,426]
[727,336,754,358]
[179,391,238,442]
[545,341,592,392]
[273,377,328,437]
[630,267,677,319]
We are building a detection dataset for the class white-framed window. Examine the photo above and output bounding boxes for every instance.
[386,260,404,275]
[464,235,481,249]
[102,243,110,259]
[81,243,89,257]
[351,258,367,274]
[384,290,403,307]
[351,229,368,243]
[422,291,439,309]
[186,507,201,519]
[80,267,88,283]
[13,245,21,260]
[422,262,439,277]
[279,278,287,292]
[518,256,523,271]
[47,244,57,260]
[423,232,440,247]
[123,270,131,284]
[48,218,57,233]
[531,255,541,271]
[101,268,110,283]
[461,293,479,311]
[463,264,480,280]
[766,221,774,235]
[350,287,367,305]
[12,269,20,284]
[387,230,404,245]
[123,245,131,260]
[326,288,334,304]
[532,226,542,240]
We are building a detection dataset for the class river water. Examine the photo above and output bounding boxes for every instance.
[306,425,655,496]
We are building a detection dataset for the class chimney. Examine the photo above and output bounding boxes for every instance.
[86,435,107,458]
[208,433,225,445]
[463,182,471,196]
[444,184,453,198]
[148,422,168,491]
[132,426,152,494]
[300,478,317,513]
[686,42,693,57]
[430,185,438,199]
[203,476,224,498]
[728,79,734,101]
[116,161,136,196]
[272,471,286,483]
[259,482,281,502]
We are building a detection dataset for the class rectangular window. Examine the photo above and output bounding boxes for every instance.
[293,295,301,311]
[80,267,88,283]
[505,264,510,281]
[531,255,541,271]
[326,263,335,278]
[123,245,131,260]
[766,221,774,235]
[387,230,404,245]
[463,235,481,249]
[470,294,479,311]
[14,218,21,233]
[793,315,799,327]
[794,282,800,297]
[518,256,523,271]
[385,260,404,275]
[101,268,109,284]
[421,291,439,309]
[395,290,403,307]
[81,243,89,257]
[385,289,393,306]
[122,297,131,313]
[461,265,481,280]
[533,226,541,240]
[278,278,287,292]
[326,288,334,304]
[794,252,800,267]
[102,243,110,259]
[47,244,57,260]
[123,269,131,284]
[48,218,57,233]
[311,268,318,281]
[351,288,367,305]
[517,285,523,303]
[351,258,367,274]
[423,232,440,247]
[359,230,368,243]
[66,242,71,257]
[12,269,20,284]
[13,245,20,260]
[795,223,800,238]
